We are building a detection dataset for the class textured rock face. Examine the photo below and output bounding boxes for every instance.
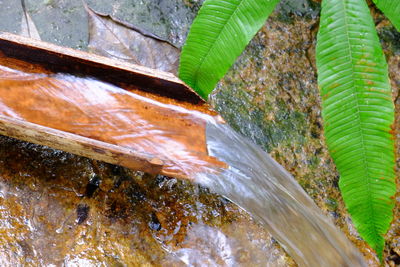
[0,0,202,49]
[0,136,293,266]
[0,0,399,265]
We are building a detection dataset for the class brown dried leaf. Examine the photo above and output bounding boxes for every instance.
[20,0,41,40]
[85,5,180,74]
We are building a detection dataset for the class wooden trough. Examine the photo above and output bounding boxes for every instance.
[0,32,226,180]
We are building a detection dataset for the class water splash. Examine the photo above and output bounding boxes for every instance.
[196,121,367,267]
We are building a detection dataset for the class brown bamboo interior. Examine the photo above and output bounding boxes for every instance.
[0,33,227,179]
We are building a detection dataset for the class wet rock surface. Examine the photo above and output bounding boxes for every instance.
[0,0,203,49]
[0,0,399,265]
[0,136,293,266]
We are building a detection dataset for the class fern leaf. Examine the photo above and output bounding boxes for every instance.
[316,0,396,259]
[179,0,280,99]
[373,0,400,32]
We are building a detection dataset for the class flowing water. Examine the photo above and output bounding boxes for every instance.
[0,63,367,266]
[197,121,367,266]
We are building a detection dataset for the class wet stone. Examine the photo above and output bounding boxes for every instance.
[76,204,90,225]
[149,213,162,231]
[0,0,25,34]
[85,174,101,198]
[0,135,294,266]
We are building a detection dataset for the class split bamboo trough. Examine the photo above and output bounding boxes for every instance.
[0,32,226,180]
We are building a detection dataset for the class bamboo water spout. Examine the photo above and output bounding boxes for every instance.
[0,32,226,180]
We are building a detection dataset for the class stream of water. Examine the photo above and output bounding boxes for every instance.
[196,121,367,267]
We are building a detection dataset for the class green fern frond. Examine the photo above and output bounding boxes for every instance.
[179,0,280,99]
[316,0,396,260]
